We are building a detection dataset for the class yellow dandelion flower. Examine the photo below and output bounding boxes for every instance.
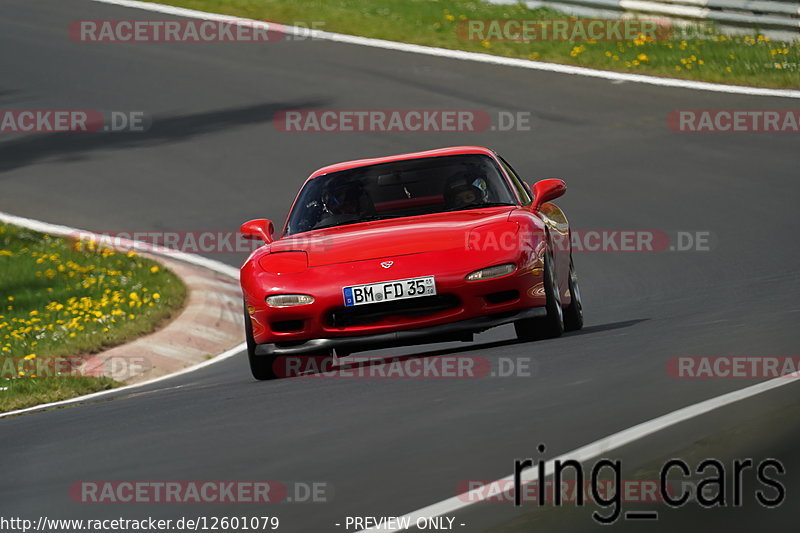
[150,266,159,273]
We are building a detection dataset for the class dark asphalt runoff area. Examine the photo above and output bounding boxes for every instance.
[1,1,798,532]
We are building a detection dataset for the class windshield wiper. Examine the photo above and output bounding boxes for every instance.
[312,214,392,230]
[446,202,515,212]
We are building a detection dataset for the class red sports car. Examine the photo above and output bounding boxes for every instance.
[240,146,582,379]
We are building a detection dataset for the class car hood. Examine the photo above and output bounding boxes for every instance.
[271,207,518,267]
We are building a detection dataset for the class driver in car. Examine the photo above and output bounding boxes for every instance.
[445,173,485,209]
[324,183,361,216]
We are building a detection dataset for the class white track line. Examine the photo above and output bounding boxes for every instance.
[0,211,245,419]
[0,343,244,419]
[355,375,799,531]
[88,0,800,99]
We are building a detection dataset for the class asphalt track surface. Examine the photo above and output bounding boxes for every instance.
[1,1,799,531]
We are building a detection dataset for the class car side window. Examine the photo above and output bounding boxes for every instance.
[499,157,532,206]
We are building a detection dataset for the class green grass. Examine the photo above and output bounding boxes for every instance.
[139,0,798,88]
[0,376,118,413]
[0,222,186,412]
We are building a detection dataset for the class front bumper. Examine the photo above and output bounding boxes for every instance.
[254,306,546,355]
[242,241,547,346]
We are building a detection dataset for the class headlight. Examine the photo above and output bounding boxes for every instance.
[266,294,315,307]
[466,263,516,281]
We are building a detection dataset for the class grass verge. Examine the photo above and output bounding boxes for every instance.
[0,222,186,412]
[0,377,118,414]
[139,0,798,88]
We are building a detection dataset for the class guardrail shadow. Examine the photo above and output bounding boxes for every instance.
[0,99,327,174]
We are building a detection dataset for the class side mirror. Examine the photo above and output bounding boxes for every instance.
[530,178,567,211]
[240,219,274,244]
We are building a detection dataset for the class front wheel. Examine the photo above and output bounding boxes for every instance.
[563,259,584,331]
[244,305,278,380]
[514,248,564,341]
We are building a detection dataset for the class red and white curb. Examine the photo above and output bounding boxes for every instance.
[0,211,247,418]
[80,252,244,383]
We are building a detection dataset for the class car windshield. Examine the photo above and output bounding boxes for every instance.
[285,154,516,235]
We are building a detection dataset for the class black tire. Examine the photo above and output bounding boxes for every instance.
[244,305,278,381]
[563,258,584,331]
[514,248,564,341]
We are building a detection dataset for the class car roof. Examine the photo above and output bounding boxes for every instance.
[305,146,497,183]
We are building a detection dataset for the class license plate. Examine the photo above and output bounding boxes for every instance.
[343,276,436,307]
